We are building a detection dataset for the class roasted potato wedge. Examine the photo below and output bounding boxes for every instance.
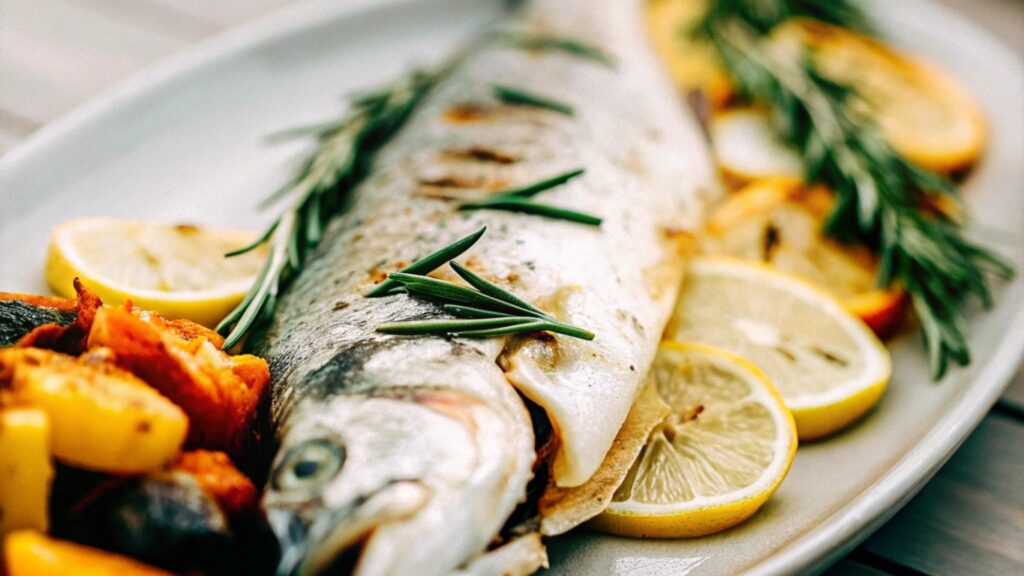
[0,409,53,537]
[0,348,188,473]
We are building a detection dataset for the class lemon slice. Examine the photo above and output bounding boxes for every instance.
[45,218,266,327]
[667,257,891,440]
[776,20,986,173]
[590,342,796,538]
[703,178,905,335]
[710,108,804,186]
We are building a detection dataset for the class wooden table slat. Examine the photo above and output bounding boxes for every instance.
[860,414,1024,575]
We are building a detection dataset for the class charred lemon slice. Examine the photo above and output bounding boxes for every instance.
[45,218,266,327]
[667,257,891,440]
[777,19,986,173]
[703,178,905,336]
[590,342,796,538]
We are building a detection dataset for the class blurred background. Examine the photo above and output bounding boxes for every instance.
[0,0,1021,155]
[0,1,1021,575]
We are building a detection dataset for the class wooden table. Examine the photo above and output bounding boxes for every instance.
[1,1,1022,574]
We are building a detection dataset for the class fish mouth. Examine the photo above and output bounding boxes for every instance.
[270,480,431,576]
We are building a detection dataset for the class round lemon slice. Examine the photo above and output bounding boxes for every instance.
[667,257,891,440]
[710,108,804,186]
[590,342,796,538]
[45,218,266,327]
[702,178,906,335]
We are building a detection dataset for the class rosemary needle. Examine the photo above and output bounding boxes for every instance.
[461,198,603,226]
[459,168,602,226]
[366,227,487,297]
[494,85,575,116]
[373,232,594,341]
[497,31,617,68]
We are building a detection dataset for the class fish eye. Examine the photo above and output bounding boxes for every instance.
[274,438,345,491]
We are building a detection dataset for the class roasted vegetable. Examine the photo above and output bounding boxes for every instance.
[0,348,188,473]
[0,409,53,537]
[4,531,173,576]
[87,305,268,458]
[174,450,258,519]
[10,279,101,354]
[0,295,75,347]
[55,471,237,574]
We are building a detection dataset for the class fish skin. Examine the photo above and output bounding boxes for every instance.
[252,0,715,573]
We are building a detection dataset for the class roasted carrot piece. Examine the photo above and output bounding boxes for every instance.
[14,279,101,354]
[174,450,258,519]
[87,305,268,458]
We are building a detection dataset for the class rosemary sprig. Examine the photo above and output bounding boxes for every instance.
[694,0,873,38]
[695,3,1012,378]
[459,168,602,226]
[496,31,616,68]
[376,237,594,340]
[366,226,486,297]
[216,64,454,348]
[217,32,609,347]
[494,85,575,116]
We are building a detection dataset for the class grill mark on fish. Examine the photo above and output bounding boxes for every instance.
[442,146,520,164]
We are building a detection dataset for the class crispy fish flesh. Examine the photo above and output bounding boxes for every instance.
[251,0,715,573]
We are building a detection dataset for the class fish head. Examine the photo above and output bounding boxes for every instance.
[264,387,522,576]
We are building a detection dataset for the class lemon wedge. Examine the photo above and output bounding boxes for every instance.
[667,257,891,440]
[590,342,796,538]
[710,108,804,186]
[703,178,905,335]
[45,218,265,327]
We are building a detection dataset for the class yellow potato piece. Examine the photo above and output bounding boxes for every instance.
[0,409,53,537]
[5,531,174,576]
[0,348,187,473]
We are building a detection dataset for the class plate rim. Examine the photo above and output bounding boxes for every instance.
[1,0,1022,574]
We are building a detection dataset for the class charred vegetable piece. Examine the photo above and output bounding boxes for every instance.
[4,531,174,576]
[5,280,102,354]
[0,348,188,473]
[87,305,268,458]
[0,295,75,347]
[0,409,53,537]
[174,450,259,519]
[55,471,238,575]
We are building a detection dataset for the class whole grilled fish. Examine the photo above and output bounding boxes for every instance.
[252,0,715,574]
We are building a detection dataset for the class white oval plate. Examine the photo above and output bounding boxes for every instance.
[1,0,1021,574]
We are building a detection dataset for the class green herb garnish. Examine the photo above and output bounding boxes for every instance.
[694,0,1012,378]
[497,32,616,68]
[217,63,456,348]
[377,265,594,340]
[494,85,574,116]
[366,226,487,297]
[459,168,601,226]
